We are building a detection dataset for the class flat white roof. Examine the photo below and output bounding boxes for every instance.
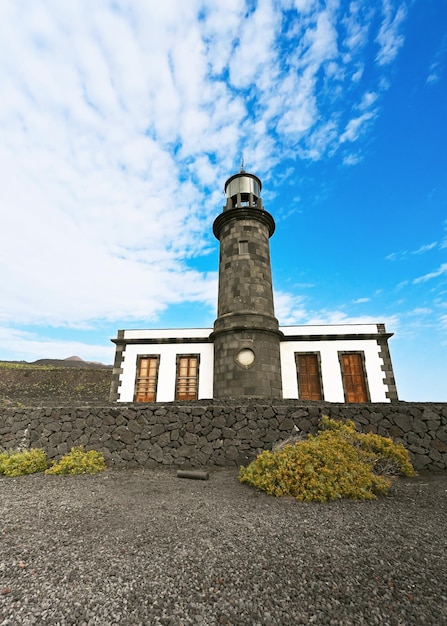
[123,328,213,340]
[280,324,380,336]
[122,323,382,341]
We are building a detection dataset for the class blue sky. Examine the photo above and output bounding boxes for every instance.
[0,0,446,401]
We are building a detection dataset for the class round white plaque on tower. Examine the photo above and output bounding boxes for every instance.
[236,348,255,368]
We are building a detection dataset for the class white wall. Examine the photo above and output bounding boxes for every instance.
[118,341,214,402]
[117,324,390,403]
[280,339,388,402]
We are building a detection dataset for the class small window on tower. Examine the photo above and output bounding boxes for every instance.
[239,240,249,254]
[240,193,250,206]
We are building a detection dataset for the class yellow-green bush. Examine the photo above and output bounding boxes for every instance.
[45,446,106,475]
[0,448,48,477]
[239,416,416,502]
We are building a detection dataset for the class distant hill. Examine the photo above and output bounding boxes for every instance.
[30,356,112,369]
[0,359,113,407]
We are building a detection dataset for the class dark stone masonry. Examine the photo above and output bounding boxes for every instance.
[1,400,446,471]
[211,171,283,399]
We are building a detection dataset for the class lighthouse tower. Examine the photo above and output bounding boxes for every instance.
[211,169,283,398]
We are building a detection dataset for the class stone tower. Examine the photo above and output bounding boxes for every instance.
[211,169,283,398]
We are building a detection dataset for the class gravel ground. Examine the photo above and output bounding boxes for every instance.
[1,468,446,626]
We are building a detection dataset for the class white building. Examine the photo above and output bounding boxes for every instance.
[111,323,397,403]
[111,170,398,404]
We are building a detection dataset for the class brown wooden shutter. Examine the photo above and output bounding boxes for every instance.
[341,353,368,403]
[296,354,323,401]
[176,356,199,401]
[135,357,159,402]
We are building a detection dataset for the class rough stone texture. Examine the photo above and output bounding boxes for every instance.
[1,400,446,471]
[214,216,276,318]
[212,206,283,398]
[212,328,283,399]
[376,327,399,401]
[1,469,446,625]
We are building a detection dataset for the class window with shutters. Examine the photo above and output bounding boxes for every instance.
[339,352,369,403]
[176,355,199,401]
[239,240,249,254]
[135,356,159,402]
[295,353,323,401]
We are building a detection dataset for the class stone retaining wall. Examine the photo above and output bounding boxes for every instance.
[1,401,446,471]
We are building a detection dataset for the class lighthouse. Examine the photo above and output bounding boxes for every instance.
[211,168,283,398]
[111,168,398,405]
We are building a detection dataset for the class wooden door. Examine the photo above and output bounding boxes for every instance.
[176,356,199,401]
[135,357,158,402]
[296,354,323,401]
[341,353,368,403]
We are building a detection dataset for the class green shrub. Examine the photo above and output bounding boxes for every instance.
[45,446,106,475]
[0,448,48,477]
[318,416,417,476]
[239,416,416,502]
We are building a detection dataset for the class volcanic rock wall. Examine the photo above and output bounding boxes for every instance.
[1,401,446,471]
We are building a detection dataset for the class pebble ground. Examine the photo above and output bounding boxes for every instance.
[1,468,446,625]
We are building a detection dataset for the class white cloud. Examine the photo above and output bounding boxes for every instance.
[358,91,379,110]
[413,264,447,285]
[291,0,317,13]
[353,298,371,304]
[304,7,339,65]
[0,0,411,334]
[342,1,373,53]
[306,310,400,331]
[274,291,308,325]
[0,326,114,364]
[426,34,447,85]
[375,0,407,66]
[340,110,377,143]
[409,308,432,316]
[342,152,363,166]
[229,0,279,89]
[412,242,438,255]
[386,240,440,261]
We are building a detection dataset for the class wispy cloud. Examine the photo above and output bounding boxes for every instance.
[440,220,447,249]
[427,34,447,85]
[342,152,363,166]
[375,0,407,66]
[306,310,400,331]
[340,110,377,143]
[386,240,439,261]
[412,242,438,254]
[409,308,432,316]
[413,264,447,284]
[274,291,308,326]
[342,1,373,53]
[0,0,410,332]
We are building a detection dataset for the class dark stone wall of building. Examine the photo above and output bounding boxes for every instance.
[1,401,446,471]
